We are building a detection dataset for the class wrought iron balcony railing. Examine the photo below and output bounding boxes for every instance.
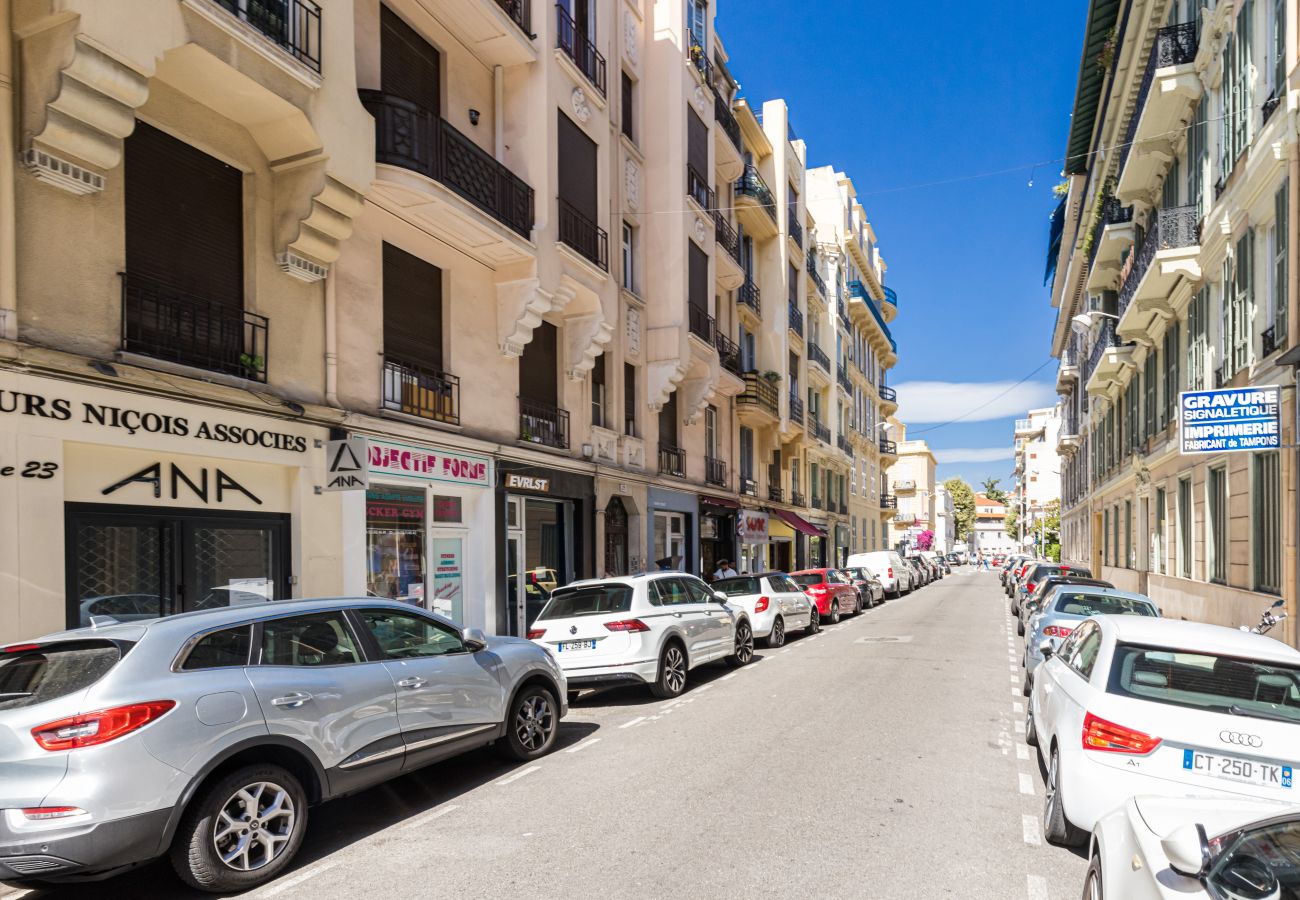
[688,42,714,87]
[714,89,741,150]
[688,304,715,343]
[837,366,851,394]
[838,501,848,515]
[687,164,714,211]
[882,285,897,307]
[494,0,530,34]
[837,434,854,457]
[879,438,898,455]
[382,357,460,425]
[1087,193,1135,273]
[1085,319,1122,383]
[838,299,849,329]
[558,198,609,271]
[519,397,570,449]
[658,443,686,477]
[768,483,783,503]
[705,455,727,487]
[215,0,321,73]
[740,477,757,497]
[808,342,830,372]
[788,302,804,337]
[556,4,606,95]
[812,420,830,444]
[120,272,268,382]
[880,494,897,509]
[714,210,741,263]
[714,330,742,376]
[736,164,777,223]
[737,279,761,315]
[1117,204,1199,320]
[787,211,803,248]
[1119,22,1199,176]
[738,372,779,416]
[811,495,824,510]
[790,490,806,507]
[879,385,897,403]
[788,393,805,425]
[361,91,534,238]
[807,259,827,296]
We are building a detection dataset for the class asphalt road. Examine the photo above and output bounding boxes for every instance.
[5,569,1089,900]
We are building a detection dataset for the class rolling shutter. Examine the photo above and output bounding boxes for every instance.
[382,243,443,371]
[381,5,440,113]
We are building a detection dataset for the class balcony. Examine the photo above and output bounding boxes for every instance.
[120,273,268,382]
[847,279,897,360]
[737,372,780,422]
[687,165,714,212]
[811,495,824,510]
[836,365,851,395]
[838,501,848,515]
[808,342,830,375]
[1085,196,1136,293]
[878,384,898,411]
[382,357,460,425]
[713,330,743,377]
[737,279,761,318]
[788,302,804,338]
[1116,23,1201,203]
[880,494,897,509]
[214,0,321,73]
[1263,325,1288,358]
[735,164,778,239]
[807,259,827,297]
[881,285,898,321]
[893,478,916,493]
[740,478,758,498]
[1056,338,1081,392]
[812,420,830,444]
[879,438,898,456]
[713,210,743,290]
[768,484,784,503]
[558,198,609,271]
[1116,204,1200,343]
[658,443,686,478]
[688,304,715,345]
[519,398,570,449]
[556,4,606,96]
[363,90,535,246]
[837,434,854,457]
[705,455,727,487]
[713,89,744,181]
[788,393,805,427]
[409,0,534,68]
[1057,415,1080,455]
[787,210,803,252]
[1084,319,1136,396]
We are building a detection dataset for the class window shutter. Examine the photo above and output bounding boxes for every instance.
[1276,182,1289,336]
[382,243,443,371]
[381,6,440,113]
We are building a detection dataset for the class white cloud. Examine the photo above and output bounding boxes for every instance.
[893,380,1058,424]
[932,447,1016,464]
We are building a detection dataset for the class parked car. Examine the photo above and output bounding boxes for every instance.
[530,573,753,700]
[1014,563,1092,614]
[1001,555,1027,588]
[843,567,886,607]
[1085,794,1300,899]
[1008,558,1047,609]
[847,551,914,598]
[711,573,817,648]
[919,551,947,578]
[0,598,565,892]
[1022,586,1156,695]
[789,569,862,624]
[1017,574,1113,636]
[1027,616,1300,847]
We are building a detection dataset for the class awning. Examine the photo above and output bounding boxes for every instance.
[770,508,826,537]
[699,494,740,509]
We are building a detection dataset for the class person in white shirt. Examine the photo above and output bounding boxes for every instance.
[712,559,738,580]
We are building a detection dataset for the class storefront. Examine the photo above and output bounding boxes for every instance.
[647,487,698,575]
[0,370,333,642]
[765,514,795,572]
[698,494,738,580]
[834,524,850,567]
[771,509,825,571]
[736,508,769,575]
[497,465,594,636]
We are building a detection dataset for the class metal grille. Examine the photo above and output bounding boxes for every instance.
[555,4,606,95]
[72,523,170,622]
[192,527,274,610]
[383,357,460,425]
[558,198,609,271]
[215,0,321,73]
[736,164,777,223]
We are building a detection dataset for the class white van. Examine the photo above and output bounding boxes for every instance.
[846,550,913,598]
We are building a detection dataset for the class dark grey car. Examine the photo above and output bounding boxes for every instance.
[0,598,566,892]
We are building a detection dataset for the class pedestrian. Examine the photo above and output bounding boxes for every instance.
[713,559,738,580]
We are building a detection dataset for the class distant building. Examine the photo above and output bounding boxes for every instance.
[972,493,1015,555]
[1011,407,1062,554]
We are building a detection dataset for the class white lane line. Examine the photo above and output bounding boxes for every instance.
[1014,719,1025,734]
[620,716,646,729]
[1026,874,1049,900]
[779,647,793,654]
[565,738,601,754]
[1022,814,1042,846]
[259,859,344,896]
[1016,743,1030,761]
[1019,773,1035,796]
[1011,687,1021,697]
[1010,674,1018,684]
[1012,702,1024,714]
[496,765,541,786]
[402,804,461,831]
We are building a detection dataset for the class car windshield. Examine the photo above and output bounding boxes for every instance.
[538,585,633,619]
[1108,643,1300,723]
[713,577,760,597]
[0,640,125,711]
[790,574,823,588]
[1052,592,1156,617]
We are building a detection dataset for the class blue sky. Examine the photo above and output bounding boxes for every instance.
[719,0,1082,490]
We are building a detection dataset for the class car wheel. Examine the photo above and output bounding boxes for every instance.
[171,764,307,893]
[1025,705,1037,747]
[766,615,786,648]
[498,684,559,761]
[853,594,863,615]
[1021,671,1032,697]
[1082,853,1103,900]
[1016,617,1025,637]
[650,641,688,699]
[726,619,754,667]
[807,608,821,634]
[1044,745,1086,846]
[828,600,841,625]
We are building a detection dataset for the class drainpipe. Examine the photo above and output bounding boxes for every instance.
[493,65,504,161]
[0,0,17,342]
[324,268,340,407]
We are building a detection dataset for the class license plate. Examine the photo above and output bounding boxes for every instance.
[556,639,597,652]
[1183,749,1293,789]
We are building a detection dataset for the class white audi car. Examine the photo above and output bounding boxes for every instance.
[528,573,752,699]
[711,573,817,647]
[1086,795,1300,898]
[1028,616,1300,847]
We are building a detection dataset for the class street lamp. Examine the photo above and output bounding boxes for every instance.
[1070,310,1119,334]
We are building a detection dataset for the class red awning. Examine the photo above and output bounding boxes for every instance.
[699,495,740,509]
[770,508,825,536]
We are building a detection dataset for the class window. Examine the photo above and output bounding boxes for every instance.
[182,625,253,670]
[1188,99,1206,215]
[383,243,443,373]
[0,642,122,712]
[621,71,634,141]
[1153,487,1166,575]
[1272,0,1286,94]
[1225,230,1254,373]
[1067,622,1102,679]
[591,354,606,429]
[624,363,637,436]
[539,584,632,617]
[651,577,693,606]
[1108,644,1300,724]
[360,609,466,658]
[1188,287,1209,390]
[1273,181,1289,344]
[1103,507,1110,565]
[1124,499,1133,568]
[1253,451,1282,593]
[1178,476,1193,578]
[366,486,426,601]
[260,613,361,667]
[739,427,754,486]
[1208,821,1300,896]
[1163,324,1179,426]
[621,221,636,292]
[680,577,716,604]
[1208,466,1227,584]
[1144,351,1157,439]
[686,0,706,50]
[705,405,717,459]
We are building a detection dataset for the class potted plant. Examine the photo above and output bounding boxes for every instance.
[762,370,782,385]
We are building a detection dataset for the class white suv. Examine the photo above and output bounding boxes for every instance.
[847,551,912,598]
[528,573,753,699]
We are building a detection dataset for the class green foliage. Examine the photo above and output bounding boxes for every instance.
[943,477,975,541]
[980,477,1008,504]
[1052,179,1070,199]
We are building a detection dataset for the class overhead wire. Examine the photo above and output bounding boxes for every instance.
[904,358,1059,436]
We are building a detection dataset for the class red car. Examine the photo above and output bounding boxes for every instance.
[789,568,862,624]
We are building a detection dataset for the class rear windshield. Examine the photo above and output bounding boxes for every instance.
[1027,566,1061,581]
[713,577,759,597]
[538,585,633,619]
[1108,643,1300,723]
[1052,592,1156,617]
[0,641,124,711]
[790,574,823,588]
[1061,566,1093,577]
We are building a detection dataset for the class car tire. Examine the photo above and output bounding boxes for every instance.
[1021,671,1032,697]
[853,594,863,615]
[1016,617,1025,637]
[1044,745,1086,847]
[725,619,754,667]
[766,615,786,648]
[170,763,308,893]
[1082,853,1103,900]
[828,600,841,625]
[807,608,821,634]
[650,641,688,699]
[1025,705,1038,748]
[498,684,559,761]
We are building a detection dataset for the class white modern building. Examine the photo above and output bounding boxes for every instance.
[1012,407,1062,552]
[972,493,1016,555]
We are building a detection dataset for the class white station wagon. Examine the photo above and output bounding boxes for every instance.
[528,573,753,699]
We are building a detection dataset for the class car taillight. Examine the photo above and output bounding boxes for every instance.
[1082,712,1161,754]
[887,567,893,578]
[1026,582,1037,593]
[32,701,176,751]
[2,643,40,653]
[604,619,651,633]
[526,628,546,639]
[1042,625,1074,638]
[755,596,770,613]
[21,807,85,820]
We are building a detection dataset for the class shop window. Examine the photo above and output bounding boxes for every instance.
[366,486,426,602]
[653,512,687,572]
[433,495,462,523]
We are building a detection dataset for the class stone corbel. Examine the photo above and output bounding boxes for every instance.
[565,311,614,380]
[646,358,687,412]
[274,161,365,282]
[678,369,719,425]
[497,278,567,357]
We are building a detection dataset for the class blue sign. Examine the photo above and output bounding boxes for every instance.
[1180,386,1281,455]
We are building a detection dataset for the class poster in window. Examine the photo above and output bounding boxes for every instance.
[431,536,464,623]
[366,487,425,603]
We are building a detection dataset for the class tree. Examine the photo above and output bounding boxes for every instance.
[980,477,1008,504]
[1004,504,1019,542]
[943,477,975,542]
[1042,499,1062,562]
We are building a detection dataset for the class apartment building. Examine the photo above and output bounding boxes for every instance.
[1010,406,1061,553]
[972,493,1016,555]
[1051,0,1296,641]
[884,425,936,553]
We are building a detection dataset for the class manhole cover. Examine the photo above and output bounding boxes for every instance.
[855,636,913,644]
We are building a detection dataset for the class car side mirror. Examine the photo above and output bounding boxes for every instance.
[713,591,728,603]
[1038,640,1054,660]
[1161,823,1210,878]
[464,627,488,652]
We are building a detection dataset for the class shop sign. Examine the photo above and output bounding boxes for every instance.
[63,445,287,512]
[736,510,768,544]
[1180,386,1281,454]
[505,473,551,492]
[368,439,491,487]
[323,437,369,492]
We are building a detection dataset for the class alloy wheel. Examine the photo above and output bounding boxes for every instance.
[1045,750,1059,824]
[733,622,754,664]
[772,617,784,646]
[664,646,686,693]
[514,693,555,751]
[212,782,296,872]
[1084,869,1101,900]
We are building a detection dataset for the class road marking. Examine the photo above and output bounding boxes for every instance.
[620,716,646,729]
[1022,814,1042,846]
[496,765,541,786]
[402,804,461,831]
[1012,702,1024,714]
[1010,664,1019,673]
[695,684,714,694]
[1026,874,1049,900]
[259,859,344,896]
[719,672,737,682]
[779,647,793,654]
[1011,687,1021,697]
[1016,743,1030,761]
[565,738,601,754]
[1014,719,1025,734]
[1010,674,1018,684]
[1019,773,1035,795]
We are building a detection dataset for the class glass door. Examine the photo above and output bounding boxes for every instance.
[429,531,466,623]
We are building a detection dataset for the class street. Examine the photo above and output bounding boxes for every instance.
[3,571,1089,900]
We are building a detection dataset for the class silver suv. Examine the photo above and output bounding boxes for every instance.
[0,598,566,892]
